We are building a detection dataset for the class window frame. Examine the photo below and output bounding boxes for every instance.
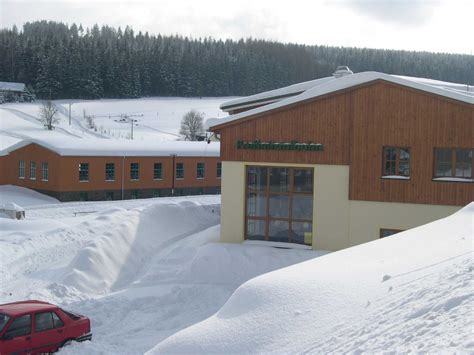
[130,162,140,181]
[382,146,411,178]
[176,162,184,180]
[153,162,163,180]
[216,162,222,179]
[380,228,404,238]
[433,148,473,180]
[196,162,205,179]
[18,160,25,179]
[41,162,48,181]
[79,162,89,182]
[30,161,37,180]
[105,163,115,181]
[245,166,314,246]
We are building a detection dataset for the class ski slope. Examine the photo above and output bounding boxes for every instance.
[0,97,232,148]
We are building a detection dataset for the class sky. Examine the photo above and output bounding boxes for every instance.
[1,0,473,54]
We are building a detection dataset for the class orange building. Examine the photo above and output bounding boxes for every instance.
[0,138,221,201]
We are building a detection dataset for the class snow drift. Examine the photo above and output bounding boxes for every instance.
[152,203,474,353]
[60,201,220,294]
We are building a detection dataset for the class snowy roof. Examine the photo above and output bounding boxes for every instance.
[1,138,220,157]
[213,72,474,129]
[0,81,25,92]
[220,77,334,111]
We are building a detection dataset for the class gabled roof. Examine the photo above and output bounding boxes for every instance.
[0,81,25,92]
[212,72,474,130]
[0,138,220,157]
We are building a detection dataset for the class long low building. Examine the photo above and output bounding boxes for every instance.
[212,68,473,251]
[0,138,221,201]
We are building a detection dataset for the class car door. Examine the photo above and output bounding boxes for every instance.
[31,311,65,353]
[0,314,32,354]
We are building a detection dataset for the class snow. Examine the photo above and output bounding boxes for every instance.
[213,71,474,128]
[0,185,59,207]
[382,175,410,180]
[0,190,325,354]
[432,177,474,183]
[3,137,220,157]
[153,203,474,354]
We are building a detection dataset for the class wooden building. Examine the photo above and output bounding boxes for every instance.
[212,70,474,250]
[0,82,26,103]
[0,138,221,201]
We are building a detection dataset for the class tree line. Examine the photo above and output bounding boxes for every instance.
[0,21,472,100]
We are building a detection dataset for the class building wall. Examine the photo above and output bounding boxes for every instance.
[349,81,473,206]
[220,161,460,250]
[215,80,473,206]
[2,143,221,200]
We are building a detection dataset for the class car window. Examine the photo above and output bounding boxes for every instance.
[61,309,80,321]
[5,315,31,338]
[35,312,54,332]
[52,312,64,328]
[0,313,10,333]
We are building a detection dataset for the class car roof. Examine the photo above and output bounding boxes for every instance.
[0,300,58,317]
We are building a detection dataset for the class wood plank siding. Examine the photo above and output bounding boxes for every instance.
[215,80,474,206]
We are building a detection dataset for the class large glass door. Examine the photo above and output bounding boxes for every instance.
[246,166,313,245]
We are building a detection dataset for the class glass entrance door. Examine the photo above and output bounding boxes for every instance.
[246,166,313,245]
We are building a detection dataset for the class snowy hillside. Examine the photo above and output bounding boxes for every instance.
[0,97,232,148]
[153,204,473,353]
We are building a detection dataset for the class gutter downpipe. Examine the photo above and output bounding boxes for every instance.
[122,155,125,200]
[171,154,176,196]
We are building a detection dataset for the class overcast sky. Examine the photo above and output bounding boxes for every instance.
[1,0,473,54]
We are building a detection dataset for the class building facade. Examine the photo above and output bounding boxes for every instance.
[212,71,474,250]
[0,139,221,201]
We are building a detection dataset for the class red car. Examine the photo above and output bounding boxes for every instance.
[0,300,91,354]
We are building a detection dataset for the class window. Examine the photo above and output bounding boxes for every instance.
[4,315,31,338]
[42,162,48,181]
[434,148,473,179]
[176,163,184,179]
[105,163,115,181]
[154,163,162,180]
[380,229,403,238]
[197,162,205,179]
[382,147,410,177]
[35,312,64,332]
[0,313,10,333]
[130,163,139,180]
[35,312,54,332]
[18,160,25,178]
[30,161,36,180]
[246,166,313,245]
[217,162,222,178]
[79,163,89,181]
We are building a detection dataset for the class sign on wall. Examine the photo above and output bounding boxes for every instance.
[237,140,323,152]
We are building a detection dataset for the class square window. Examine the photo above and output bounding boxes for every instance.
[382,147,410,177]
[176,163,184,179]
[197,162,205,179]
[154,163,163,180]
[216,162,222,178]
[105,163,115,181]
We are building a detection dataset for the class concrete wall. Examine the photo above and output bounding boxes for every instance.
[219,161,462,251]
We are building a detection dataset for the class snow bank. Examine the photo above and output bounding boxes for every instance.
[61,201,220,294]
[0,185,59,207]
[153,203,474,353]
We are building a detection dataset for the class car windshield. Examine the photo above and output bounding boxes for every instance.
[0,313,10,333]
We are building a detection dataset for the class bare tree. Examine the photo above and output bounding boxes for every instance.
[39,101,59,130]
[180,109,205,141]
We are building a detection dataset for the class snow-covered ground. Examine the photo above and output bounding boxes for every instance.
[0,97,232,149]
[154,203,474,354]
[0,188,325,354]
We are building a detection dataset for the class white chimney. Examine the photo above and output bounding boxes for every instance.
[333,66,353,78]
